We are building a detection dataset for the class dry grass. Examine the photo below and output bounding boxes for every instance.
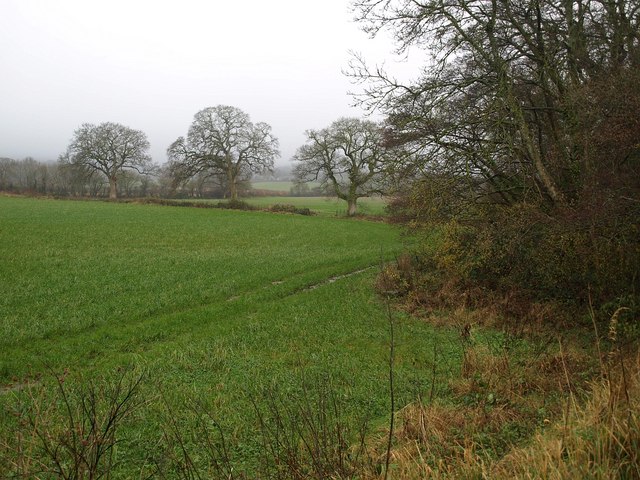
[359,305,638,480]
[492,351,640,479]
[360,356,639,479]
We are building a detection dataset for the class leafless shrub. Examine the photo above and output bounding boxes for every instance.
[1,367,146,479]
[251,376,372,479]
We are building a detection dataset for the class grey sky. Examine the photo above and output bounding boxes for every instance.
[0,0,412,167]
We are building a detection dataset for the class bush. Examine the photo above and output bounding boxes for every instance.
[387,197,640,318]
[1,368,145,479]
[215,199,257,211]
[267,204,314,216]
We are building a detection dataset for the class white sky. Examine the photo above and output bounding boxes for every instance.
[0,0,416,166]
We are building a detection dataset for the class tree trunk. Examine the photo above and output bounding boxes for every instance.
[504,77,566,206]
[109,176,118,199]
[347,197,358,216]
[228,172,238,201]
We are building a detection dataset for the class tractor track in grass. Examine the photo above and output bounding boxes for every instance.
[0,264,379,387]
[225,264,377,301]
[301,266,375,291]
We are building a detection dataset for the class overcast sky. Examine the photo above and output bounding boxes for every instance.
[0,0,415,166]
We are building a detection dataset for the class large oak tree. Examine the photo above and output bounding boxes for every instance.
[60,122,152,199]
[167,105,279,200]
[293,117,388,216]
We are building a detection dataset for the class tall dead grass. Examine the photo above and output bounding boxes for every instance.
[361,308,639,479]
[492,352,639,479]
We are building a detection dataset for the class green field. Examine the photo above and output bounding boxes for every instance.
[246,195,388,216]
[0,197,463,476]
[251,181,323,192]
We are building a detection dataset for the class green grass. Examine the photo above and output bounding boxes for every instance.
[0,196,461,475]
[0,197,392,364]
[246,195,388,216]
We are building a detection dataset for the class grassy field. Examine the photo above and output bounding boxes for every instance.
[0,196,466,476]
[251,181,323,192]
[245,195,388,216]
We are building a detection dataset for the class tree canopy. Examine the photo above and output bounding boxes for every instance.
[350,0,640,210]
[167,105,279,200]
[60,122,152,199]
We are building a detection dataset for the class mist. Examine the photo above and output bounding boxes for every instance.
[0,0,412,166]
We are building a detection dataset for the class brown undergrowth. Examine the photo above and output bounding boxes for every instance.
[492,353,640,479]
[368,261,639,478]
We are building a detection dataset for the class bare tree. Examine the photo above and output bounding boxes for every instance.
[60,122,153,199]
[167,105,279,201]
[0,158,17,191]
[293,117,388,216]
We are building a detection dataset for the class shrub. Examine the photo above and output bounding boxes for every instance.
[215,199,257,211]
[387,196,640,319]
[268,204,314,216]
[1,368,145,479]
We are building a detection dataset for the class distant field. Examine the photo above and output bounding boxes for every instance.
[0,196,463,476]
[251,180,324,191]
[180,194,389,216]
[246,195,388,216]
[251,180,296,191]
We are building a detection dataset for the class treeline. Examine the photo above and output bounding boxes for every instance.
[0,155,324,200]
[0,156,326,200]
[0,157,258,199]
[0,157,165,198]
